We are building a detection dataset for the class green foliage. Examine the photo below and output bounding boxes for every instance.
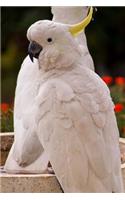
[110,85,125,104]
[1,109,14,133]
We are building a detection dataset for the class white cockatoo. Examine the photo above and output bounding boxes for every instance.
[4,7,123,192]
[5,7,94,174]
[6,6,124,192]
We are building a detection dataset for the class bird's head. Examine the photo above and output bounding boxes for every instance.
[27,7,93,71]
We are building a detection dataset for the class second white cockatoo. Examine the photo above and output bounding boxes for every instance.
[52,6,94,71]
[5,7,95,174]
[5,7,124,192]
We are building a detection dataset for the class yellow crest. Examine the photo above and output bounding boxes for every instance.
[69,7,93,36]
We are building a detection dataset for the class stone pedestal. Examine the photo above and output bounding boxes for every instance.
[0,172,62,193]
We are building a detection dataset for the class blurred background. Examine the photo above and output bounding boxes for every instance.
[1,7,125,136]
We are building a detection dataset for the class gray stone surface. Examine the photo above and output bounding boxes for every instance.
[0,173,62,193]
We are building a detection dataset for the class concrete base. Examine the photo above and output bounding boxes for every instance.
[0,172,62,193]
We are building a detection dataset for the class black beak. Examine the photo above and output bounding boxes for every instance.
[28,41,43,63]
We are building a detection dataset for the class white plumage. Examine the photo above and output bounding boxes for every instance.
[34,66,123,192]
[4,8,123,192]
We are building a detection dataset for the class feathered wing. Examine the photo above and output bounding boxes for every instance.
[35,78,123,192]
[4,56,49,173]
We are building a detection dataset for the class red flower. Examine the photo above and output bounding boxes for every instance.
[0,103,9,113]
[114,103,124,113]
[102,76,113,85]
[115,77,125,86]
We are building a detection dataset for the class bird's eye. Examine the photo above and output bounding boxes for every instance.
[47,38,52,43]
